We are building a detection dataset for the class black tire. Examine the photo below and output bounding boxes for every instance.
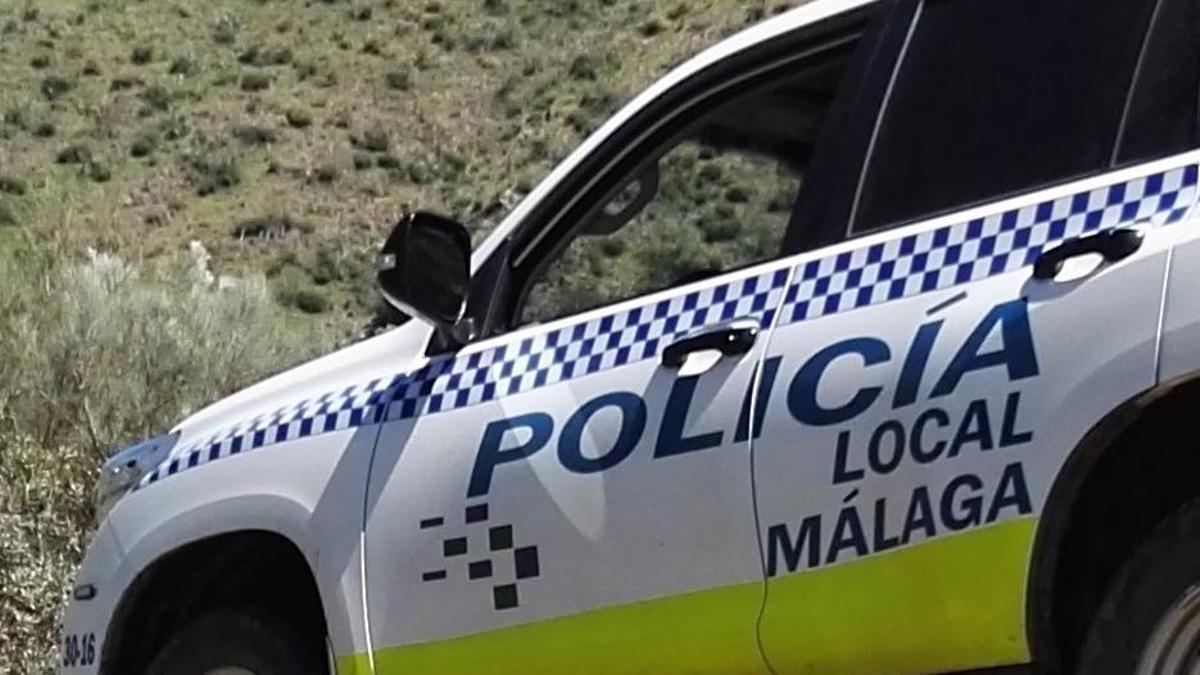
[1077,498,1200,674]
[146,607,327,675]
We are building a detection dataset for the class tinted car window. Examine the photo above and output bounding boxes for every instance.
[854,0,1157,233]
[1117,0,1200,165]
[518,37,863,326]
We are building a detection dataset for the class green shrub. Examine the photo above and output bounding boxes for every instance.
[3,108,26,129]
[0,175,27,196]
[375,153,402,170]
[285,107,313,129]
[568,55,598,80]
[231,214,315,239]
[130,131,159,158]
[0,246,325,671]
[385,70,412,91]
[32,121,55,138]
[640,18,665,36]
[310,164,339,184]
[140,85,173,111]
[276,284,329,314]
[168,56,197,76]
[56,145,92,165]
[352,127,389,152]
[240,72,271,92]
[86,160,112,183]
[0,201,16,226]
[40,76,73,100]
[238,46,293,67]
[110,75,141,91]
[130,45,154,64]
[232,124,278,145]
[188,154,241,195]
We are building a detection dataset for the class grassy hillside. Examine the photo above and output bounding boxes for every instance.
[0,0,794,671]
[0,0,784,324]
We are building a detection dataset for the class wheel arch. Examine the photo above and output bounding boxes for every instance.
[1027,372,1200,673]
[99,527,331,674]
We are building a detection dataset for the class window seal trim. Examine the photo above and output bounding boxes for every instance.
[846,0,923,233]
[1112,0,1168,165]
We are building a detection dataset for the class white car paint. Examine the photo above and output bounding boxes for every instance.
[56,0,1200,671]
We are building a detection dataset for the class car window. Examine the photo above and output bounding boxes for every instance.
[1117,0,1200,165]
[853,0,1158,234]
[517,37,862,327]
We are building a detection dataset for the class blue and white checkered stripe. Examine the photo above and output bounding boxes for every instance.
[141,376,400,486]
[140,163,1199,488]
[780,165,1199,324]
[383,268,791,422]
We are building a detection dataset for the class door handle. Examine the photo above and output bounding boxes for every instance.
[661,319,759,369]
[1032,228,1144,281]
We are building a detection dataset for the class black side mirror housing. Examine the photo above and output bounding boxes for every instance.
[377,212,475,344]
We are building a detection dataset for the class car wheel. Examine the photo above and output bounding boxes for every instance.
[1078,498,1200,675]
[146,607,326,675]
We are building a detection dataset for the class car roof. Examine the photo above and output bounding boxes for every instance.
[473,0,881,268]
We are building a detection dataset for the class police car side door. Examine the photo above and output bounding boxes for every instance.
[752,1,1199,673]
[359,14,888,671]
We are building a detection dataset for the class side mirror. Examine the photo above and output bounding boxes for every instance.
[377,212,475,344]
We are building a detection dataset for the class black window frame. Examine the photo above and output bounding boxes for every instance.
[452,1,912,342]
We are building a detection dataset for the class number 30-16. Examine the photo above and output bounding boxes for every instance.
[62,633,95,668]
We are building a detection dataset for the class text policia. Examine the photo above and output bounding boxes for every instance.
[468,299,1039,571]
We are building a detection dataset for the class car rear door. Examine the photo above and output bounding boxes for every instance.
[751,1,1199,673]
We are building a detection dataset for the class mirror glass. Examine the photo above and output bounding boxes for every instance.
[378,212,471,330]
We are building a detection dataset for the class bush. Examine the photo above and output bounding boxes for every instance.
[352,127,389,152]
[40,76,73,100]
[0,175,27,196]
[232,124,278,145]
[231,214,315,239]
[0,245,325,672]
[240,72,271,92]
[276,284,329,314]
[0,201,16,226]
[310,164,339,184]
[284,107,313,129]
[56,145,92,165]
[238,46,293,67]
[140,85,173,112]
[129,132,159,158]
[32,122,55,138]
[375,153,402,170]
[130,45,153,65]
[86,160,112,183]
[384,70,412,91]
[168,56,197,76]
[188,154,240,195]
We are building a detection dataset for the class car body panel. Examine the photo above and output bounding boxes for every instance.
[361,255,797,671]
[754,154,1199,672]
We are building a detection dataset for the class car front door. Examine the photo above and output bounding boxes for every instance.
[752,1,1198,673]
[361,12,886,672]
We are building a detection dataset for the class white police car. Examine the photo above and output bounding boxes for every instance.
[60,0,1200,673]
